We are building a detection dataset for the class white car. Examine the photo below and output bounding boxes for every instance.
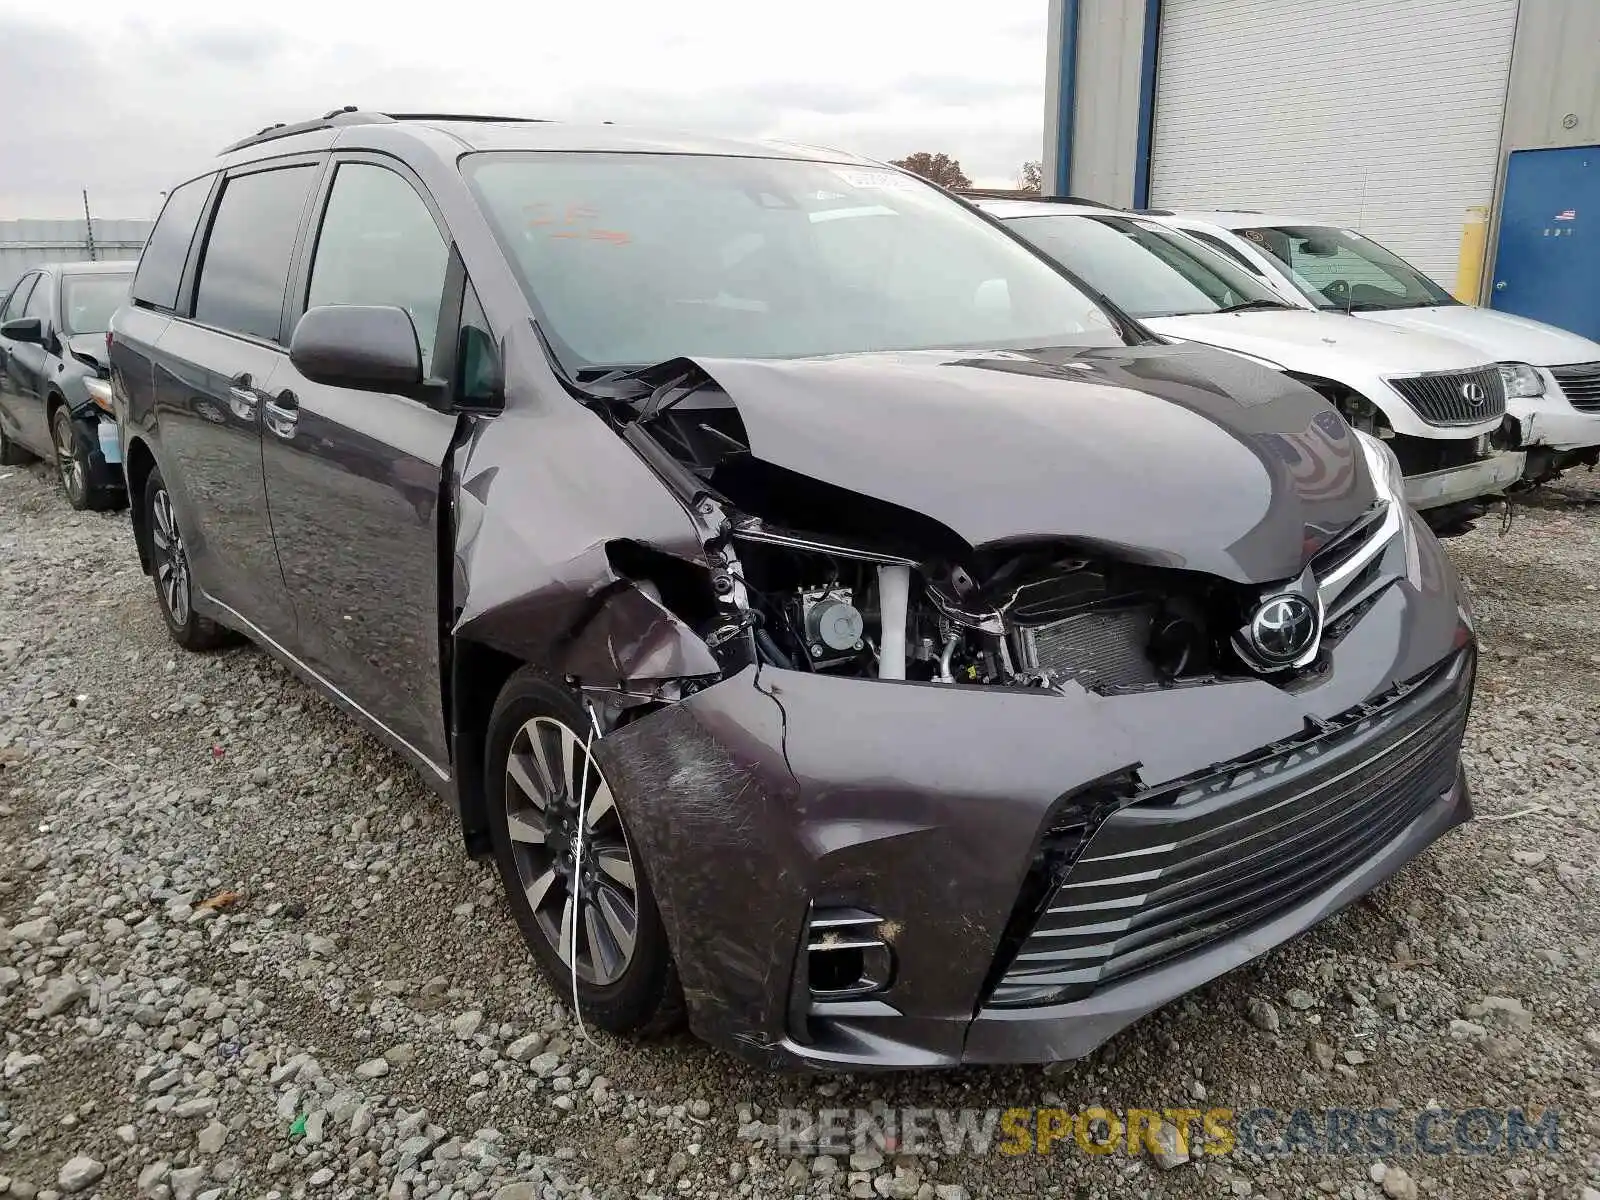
[973,199,1524,525]
[1144,211,1600,482]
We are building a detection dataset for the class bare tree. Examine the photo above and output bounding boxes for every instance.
[1018,161,1043,193]
[889,152,972,190]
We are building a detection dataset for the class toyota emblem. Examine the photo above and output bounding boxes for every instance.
[1248,594,1319,665]
[1460,380,1487,407]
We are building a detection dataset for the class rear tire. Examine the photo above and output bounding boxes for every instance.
[485,669,684,1036]
[144,467,229,651]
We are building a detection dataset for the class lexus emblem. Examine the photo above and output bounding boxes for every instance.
[1248,594,1319,665]
[1460,380,1487,407]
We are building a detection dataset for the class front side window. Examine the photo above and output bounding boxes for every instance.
[132,175,212,311]
[2,274,37,322]
[1006,214,1283,319]
[463,152,1123,371]
[23,273,54,326]
[194,165,317,342]
[61,273,133,335]
[1237,225,1455,311]
[306,163,449,374]
[1184,228,1265,275]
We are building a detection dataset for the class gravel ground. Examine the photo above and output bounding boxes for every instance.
[1,458,1597,1200]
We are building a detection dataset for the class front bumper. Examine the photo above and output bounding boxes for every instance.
[95,414,122,466]
[1403,449,1523,510]
[602,526,1474,1070]
[1506,395,1600,454]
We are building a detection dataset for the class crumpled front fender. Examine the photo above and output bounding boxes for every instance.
[448,387,718,684]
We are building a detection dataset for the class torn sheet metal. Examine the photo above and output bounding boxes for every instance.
[448,339,717,683]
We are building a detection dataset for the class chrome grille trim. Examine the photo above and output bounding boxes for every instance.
[1551,361,1600,413]
[985,650,1472,1009]
[1386,367,1506,425]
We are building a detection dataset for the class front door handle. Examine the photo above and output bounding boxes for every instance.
[227,373,259,420]
[264,390,299,440]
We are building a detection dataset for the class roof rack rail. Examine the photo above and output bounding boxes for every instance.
[219,106,392,155]
[1134,207,1175,216]
[219,108,554,155]
[380,113,552,124]
[957,189,1122,209]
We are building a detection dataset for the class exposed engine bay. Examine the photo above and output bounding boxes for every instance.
[589,361,1299,694]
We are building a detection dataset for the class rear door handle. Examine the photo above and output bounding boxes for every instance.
[227,373,259,420]
[264,390,299,440]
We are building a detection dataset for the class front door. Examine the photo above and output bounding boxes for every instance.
[264,157,460,771]
[154,160,321,645]
[0,273,40,451]
[1490,145,1600,340]
[3,272,57,453]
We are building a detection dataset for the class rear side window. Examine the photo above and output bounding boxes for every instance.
[306,163,448,372]
[132,176,212,310]
[194,165,317,342]
[2,274,37,321]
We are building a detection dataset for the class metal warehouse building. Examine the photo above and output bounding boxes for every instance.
[1044,0,1598,326]
[1,219,152,296]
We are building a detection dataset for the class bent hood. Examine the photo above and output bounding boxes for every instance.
[1145,309,1496,376]
[1353,305,1600,368]
[689,344,1375,584]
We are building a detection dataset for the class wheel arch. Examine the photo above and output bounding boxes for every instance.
[124,435,158,574]
[448,636,524,861]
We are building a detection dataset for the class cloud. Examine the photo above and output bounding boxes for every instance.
[0,3,1047,217]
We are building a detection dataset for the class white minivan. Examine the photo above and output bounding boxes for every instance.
[1145,211,1600,483]
[973,198,1525,529]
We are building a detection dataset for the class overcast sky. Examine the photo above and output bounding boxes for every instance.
[0,1,1048,219]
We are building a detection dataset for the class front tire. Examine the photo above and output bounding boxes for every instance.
[486,670,683,1036]
[143,467,229,651]
[52,407,120,511]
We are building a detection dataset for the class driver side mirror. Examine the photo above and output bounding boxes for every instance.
[289,305,425,396]
[1,317,43,344]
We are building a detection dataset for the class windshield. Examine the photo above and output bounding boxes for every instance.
[1235,225,1456,311]
[463,152,1125,370]
[1005,213,1284,319]
[60,273,132,334]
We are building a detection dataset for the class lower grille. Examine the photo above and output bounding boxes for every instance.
[1388,368,1506,425]
[987,650,1472,1008]
[1016,604,1159,690]
[1389,433,1483,476]
[1551,361,1600,413]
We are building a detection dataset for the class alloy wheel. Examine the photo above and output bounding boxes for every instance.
[503,716,640,986]
[150,487,191,626]
[53,413,84,505]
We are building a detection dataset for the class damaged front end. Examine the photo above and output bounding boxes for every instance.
[454,336,1475,1069]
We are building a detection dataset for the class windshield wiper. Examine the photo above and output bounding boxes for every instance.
[1214,298,1293,313]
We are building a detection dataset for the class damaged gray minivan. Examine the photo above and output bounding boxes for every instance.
[110,111,1477,1069]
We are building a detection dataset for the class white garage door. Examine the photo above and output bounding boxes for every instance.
[1149,0,1517,291]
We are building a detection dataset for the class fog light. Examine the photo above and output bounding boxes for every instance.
[805,907,894,999]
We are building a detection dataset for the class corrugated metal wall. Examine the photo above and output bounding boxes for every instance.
[1148,0,1519,292]
[0,218,151,296]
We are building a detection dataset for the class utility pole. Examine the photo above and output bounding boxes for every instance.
[82,189,97,261]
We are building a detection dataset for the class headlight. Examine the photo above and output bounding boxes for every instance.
[84,376,115,415]
[1354,429,1405,505]
[1354,429,1423,587]
[1498,362,1545,399]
